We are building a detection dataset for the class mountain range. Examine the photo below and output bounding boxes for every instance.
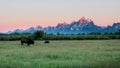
[6,17,120,34]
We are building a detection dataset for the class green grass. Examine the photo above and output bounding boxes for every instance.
[0,40,120,68]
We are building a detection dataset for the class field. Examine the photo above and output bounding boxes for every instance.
[0,40,120,68]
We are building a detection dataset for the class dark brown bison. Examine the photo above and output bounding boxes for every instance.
[44,40,49,43]
[21,38,34,46]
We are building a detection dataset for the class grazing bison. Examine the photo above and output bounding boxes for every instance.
[21,38,34,46]
[44,40,49,43]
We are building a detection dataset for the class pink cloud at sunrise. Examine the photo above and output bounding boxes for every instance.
[0,0,120,32]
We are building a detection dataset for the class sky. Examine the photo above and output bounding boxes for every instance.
[0,0,120,32]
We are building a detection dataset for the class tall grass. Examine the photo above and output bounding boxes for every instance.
[0,40,120,68]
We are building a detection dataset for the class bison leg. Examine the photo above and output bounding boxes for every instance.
[27,43,30,46]
[21,41,23,45]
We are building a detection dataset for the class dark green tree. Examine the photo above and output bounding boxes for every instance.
[34,31,44,40]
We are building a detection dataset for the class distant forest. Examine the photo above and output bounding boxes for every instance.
[0,31,120,41]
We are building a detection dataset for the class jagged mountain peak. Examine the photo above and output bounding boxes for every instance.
[35,26,43,30]
[78,17,92,23]
[56,22,68,28]
[36,26,42,28]
[57,22,67,26]
[113,22,120,26]
[112,22,120,30]
[71,17,95,29]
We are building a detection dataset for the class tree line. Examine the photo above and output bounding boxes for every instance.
[0,31,120,41]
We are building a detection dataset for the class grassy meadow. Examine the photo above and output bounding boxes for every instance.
[0,40,120,68]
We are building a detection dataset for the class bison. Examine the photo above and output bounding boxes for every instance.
[21,38,34,46]
[44,40,50,43]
